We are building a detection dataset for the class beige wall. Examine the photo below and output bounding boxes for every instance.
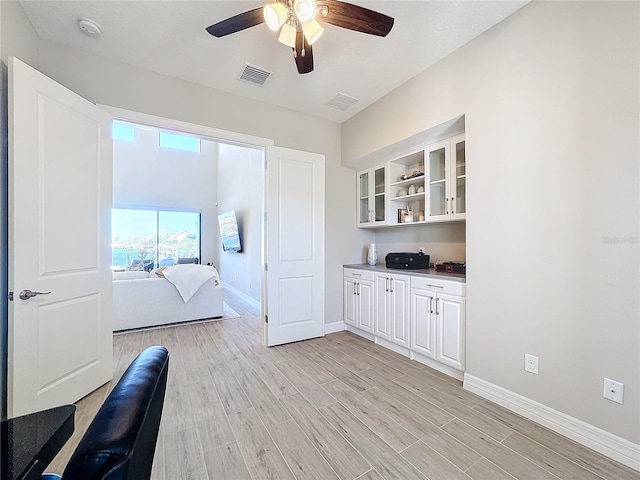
[342,1,639,444]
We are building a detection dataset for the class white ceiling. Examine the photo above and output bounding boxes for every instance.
[19,0,528,123]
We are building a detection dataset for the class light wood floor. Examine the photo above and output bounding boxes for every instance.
[47,290,639,480]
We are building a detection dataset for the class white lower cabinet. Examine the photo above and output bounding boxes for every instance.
[344,269,374,333]
[374,273,410,348]
[410,277,466,371]
[344,267,466,377]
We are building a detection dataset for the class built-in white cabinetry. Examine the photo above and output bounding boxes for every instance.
[344,266,466,379]
[357,165,387,227]
[410,276,466,371]
[374,272,410,348]
[343,268,374,333]
[356,133,465,228]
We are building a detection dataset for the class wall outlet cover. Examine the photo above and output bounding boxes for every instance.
[524,354,539,374]
[603,378,624,404]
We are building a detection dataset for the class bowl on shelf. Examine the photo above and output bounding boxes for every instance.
[397,188,408,197]
[417,185,425,193]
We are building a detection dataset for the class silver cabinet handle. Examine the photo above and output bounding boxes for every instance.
[390,278,394,293]
[426,284,444,289]
[385,277,389,292]
[435,297,440,316]
[353,283,357,295]
[357,283,360,296]
[19,289,51,300]
[446,197,449,215]
[429,297,433,314]
[451,196,455,214]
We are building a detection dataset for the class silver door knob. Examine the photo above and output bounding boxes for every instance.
[19,289,51,300]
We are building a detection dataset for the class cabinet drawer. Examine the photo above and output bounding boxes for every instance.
[344,268,375,282]
[410,276,465,296]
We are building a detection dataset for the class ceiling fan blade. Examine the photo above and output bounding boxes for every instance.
[205,7,265,38]
[294,31,314,74]
[317,0,394,37]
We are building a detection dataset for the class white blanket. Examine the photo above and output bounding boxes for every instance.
[162,264,219,302]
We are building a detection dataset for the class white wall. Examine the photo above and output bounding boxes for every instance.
[113,128,218,266]
[0,6,363,326]
[216,143,263,303]
[342,1,639,446]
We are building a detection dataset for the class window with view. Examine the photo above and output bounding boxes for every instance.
[111,208,201,271]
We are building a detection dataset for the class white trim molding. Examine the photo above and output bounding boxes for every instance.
[464,374,640,472]
[324,321,345,335]
[221,283,261,311]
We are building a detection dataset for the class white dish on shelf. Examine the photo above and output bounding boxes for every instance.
[397,189,407,197]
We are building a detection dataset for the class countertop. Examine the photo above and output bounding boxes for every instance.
[343,264,466,283]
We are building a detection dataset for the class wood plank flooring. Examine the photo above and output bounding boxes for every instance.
[46,290,640,480]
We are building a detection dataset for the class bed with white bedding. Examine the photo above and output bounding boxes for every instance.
[112,264,224,331]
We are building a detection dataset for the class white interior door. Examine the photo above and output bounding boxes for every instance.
[8,57,113,417]
[265,146,324,346]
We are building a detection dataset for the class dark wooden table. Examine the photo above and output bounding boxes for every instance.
[1,405,75,480]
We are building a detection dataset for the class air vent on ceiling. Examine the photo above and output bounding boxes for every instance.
[238,63,271,86]
[325,93,359,110]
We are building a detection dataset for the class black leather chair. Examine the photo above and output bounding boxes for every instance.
[45,346,169,480]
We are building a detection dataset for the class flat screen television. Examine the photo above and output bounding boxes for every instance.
[218,210,242,252]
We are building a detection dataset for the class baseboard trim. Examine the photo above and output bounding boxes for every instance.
[324,321,345,334]
[463,374,640,472]
[220,283,261,311]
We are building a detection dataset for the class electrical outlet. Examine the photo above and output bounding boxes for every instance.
[603,378,624,404]
[524,354,539,374]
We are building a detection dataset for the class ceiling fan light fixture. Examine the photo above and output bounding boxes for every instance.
[303,20,323,45]
[295,0,316,23]
[278,22,297,48]
[264,3,288,31]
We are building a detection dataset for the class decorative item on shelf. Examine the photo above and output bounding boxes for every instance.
[417,185,425,193]
[408,185,416,195]
[418,211,425,221]
[406,208,414,223]
[367,243,378,266]
[399,170,424,181]
[396,188,407,197]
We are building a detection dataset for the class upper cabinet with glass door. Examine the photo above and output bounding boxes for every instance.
[357,165,387,227]
[426,134,466,222]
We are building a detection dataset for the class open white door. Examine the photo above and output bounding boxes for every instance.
[265,146,324,346]
[8,57,113,417]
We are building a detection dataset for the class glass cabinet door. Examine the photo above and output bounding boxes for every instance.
[428,144,448,217]
[359,171,370,224]
[373,166,385,222]
[453,137,466,217]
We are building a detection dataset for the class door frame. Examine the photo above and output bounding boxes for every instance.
[100,106,274,340]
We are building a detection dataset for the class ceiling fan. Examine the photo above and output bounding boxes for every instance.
[205,0,394,74]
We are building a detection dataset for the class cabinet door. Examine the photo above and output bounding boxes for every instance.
[426,141,451,222]
[390,275,410,347]
[374,274,391,339]
[358,170,371,224]
[358,279,374,333]
[373,165,386,223]
[410,288,435,358]
[344,278,358,327]
[436,293,466,371]
[450,134,466,221]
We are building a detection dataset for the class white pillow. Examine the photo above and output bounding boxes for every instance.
[113,270,150,280]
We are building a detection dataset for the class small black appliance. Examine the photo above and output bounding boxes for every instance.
[385,252,430,270]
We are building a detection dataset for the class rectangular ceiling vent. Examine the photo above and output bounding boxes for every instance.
[238,63,271,86]
[325,93,359,110]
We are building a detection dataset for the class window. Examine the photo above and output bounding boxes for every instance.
[112,208,201,270]
[112,122,135,142]
[159,132,201,152]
